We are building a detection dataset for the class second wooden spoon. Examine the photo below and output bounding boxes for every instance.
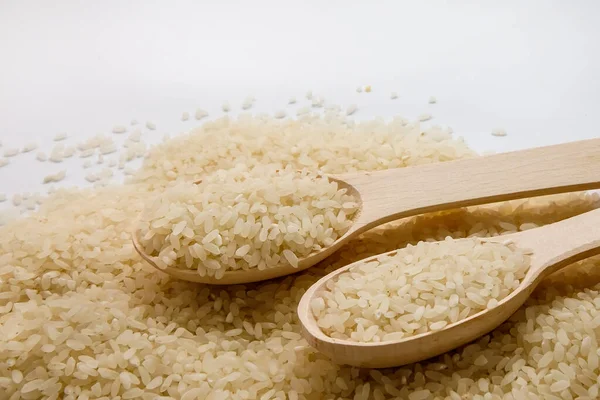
[298,207,600,368]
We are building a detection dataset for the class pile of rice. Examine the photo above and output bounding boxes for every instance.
[1,113,600,400]
[136,165,358,278]
[312,238,531,342]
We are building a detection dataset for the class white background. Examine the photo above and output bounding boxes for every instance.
[1,0,599,210]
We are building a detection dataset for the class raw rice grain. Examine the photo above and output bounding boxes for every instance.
[137,165,358,277]
[195,108,209,120]
[43,170,66,184]
[112,125,127,134]
[312,238,530,342]
[3,148,19,157]
[54,132,68,141]
[22,142,38,153]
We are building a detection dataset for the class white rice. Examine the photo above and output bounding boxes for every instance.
[146,121,156,130]
[22,142,38,153]
[288,97,297,104]
[346,104,358,116]
[181,112,190,121]
[137,165,358,278]
[43,170,67,184]
[312,238,531,342]
[134,115,475,186]
[79,148,95,158]
[1,112,599,400]
[274,110,286,119]
[112,125,127,134]
[222,102,231,112]
[36,151,48,162]
[195,108,209,120]
[492,128,508,137]
[63,146,76,158]
[53,132,68,141]
[428,96,437,104]
[49,144,66,163]
[418,113,433,122]
[3,147,19,157]
[99,143,117,155]
[0,158,8,168]
[390,92,398,99]
[84,172,98,182]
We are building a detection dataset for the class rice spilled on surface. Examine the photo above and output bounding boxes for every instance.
[312,238,531,342]
[137,165,358,278]
[1,111,600,400]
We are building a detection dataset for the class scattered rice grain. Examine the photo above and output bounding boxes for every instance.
[43,170,66,184]
[112,125,127,134]
[3,148,19,157]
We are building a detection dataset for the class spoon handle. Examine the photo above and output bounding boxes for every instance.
[338,138,600,232]
[510,207,600,285]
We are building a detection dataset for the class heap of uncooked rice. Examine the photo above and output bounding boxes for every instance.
[1,113,600,400]
[312,238,531,342]
[132,115,474,187]
[136,165,358,278]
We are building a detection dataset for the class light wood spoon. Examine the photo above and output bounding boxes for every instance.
[298,207,600,368]
[133,138,600,284]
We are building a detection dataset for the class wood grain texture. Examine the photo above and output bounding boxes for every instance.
[133,138,600,284]
[297,207,600,368]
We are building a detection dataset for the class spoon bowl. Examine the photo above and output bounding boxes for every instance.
[298,207,600,368]
[132,177,363,284]
[134,138,600,284]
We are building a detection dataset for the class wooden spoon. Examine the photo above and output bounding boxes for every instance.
[133,138,600,284]
[298,207,600,368]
